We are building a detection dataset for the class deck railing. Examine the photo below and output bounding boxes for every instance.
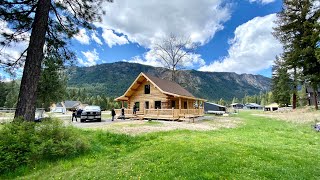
[114,109,132,115]
[114,108,204,118]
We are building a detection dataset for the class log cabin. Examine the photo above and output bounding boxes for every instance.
[115,72,206,120]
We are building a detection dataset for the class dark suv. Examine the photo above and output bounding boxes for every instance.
[80,106,101,122]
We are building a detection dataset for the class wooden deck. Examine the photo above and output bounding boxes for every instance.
[114,108,204,121]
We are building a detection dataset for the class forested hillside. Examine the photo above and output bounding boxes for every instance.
[67,62,270,101]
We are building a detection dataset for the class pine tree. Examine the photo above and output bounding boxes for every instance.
[0,0,113,121]
[274,0,320,109]
[36,57,67,110]
[4,81,19,108]
[271,56,291,107]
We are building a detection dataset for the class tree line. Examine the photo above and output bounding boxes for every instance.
[272,0,319,110]
[0,80,121,111]
[214,87,308,107]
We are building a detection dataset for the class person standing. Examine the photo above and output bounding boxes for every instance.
[133,104,136,114]
[72,109,77,122]
[121,107,125,120]
[111,108,116,121]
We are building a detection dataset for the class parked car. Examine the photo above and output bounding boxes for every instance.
[80,106,101,122]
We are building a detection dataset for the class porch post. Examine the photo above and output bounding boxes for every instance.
[121,101,124,108]
[187,99,189,114]
[179,97,181,114]
[197,100,199,115]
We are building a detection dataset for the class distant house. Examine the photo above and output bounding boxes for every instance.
[51,100,82,113]
[115,72,206,120]
[231,103,244,109]
[244,103,263,110]
[264,103,279,111]
[204,102,226,114]
[306,87,320,106]
[51,102,66,113]
[63,101,82,111]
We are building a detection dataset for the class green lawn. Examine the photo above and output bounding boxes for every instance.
[2,111,320,179]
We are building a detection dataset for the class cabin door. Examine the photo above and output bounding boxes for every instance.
[145,101,149,109]
[184,101,187,109]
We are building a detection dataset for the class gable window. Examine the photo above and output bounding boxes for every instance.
[145,84,150,94]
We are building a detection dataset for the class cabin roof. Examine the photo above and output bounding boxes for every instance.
[64,101,81,108]
[116,72,205,101]
[306,87,320,93]
[143,73,195,98]
[245,103,262,107]
[205,102,226,108]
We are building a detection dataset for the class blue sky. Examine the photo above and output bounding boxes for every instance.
[1,0,284,80]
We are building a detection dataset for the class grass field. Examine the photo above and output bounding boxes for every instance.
[2,110,320,179]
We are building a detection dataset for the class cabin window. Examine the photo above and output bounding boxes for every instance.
[171,100,176,108]
[145,101,149,109]
[155,101,161,109]
[145,84,150,94]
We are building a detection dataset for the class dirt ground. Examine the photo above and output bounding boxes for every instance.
[252,107,320,124]
[68,115,243,135]
[0,111,242,135]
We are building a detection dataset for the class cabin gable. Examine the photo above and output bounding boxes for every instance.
[129,78,168,112]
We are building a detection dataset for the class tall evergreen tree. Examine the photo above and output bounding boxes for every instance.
[274,0,319,109]
[36,57,67,110]
[271,56,291,107]
[0,0,113,121]
[4,81,19,108]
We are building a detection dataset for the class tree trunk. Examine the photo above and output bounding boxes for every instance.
[313,87,318,110]
[292,91,297,109]
[14,0,51,121]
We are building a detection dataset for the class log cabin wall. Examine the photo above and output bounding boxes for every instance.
[129,79,168,112]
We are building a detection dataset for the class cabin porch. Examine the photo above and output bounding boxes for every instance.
[114,97,205,121]
[114,108,204,121]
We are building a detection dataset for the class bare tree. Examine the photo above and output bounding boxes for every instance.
[153,34,197,82]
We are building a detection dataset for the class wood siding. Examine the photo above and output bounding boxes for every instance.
[129,79,168,111]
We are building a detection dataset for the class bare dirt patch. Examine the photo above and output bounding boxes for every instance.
[75,116,243,135]
[252,108,320,124]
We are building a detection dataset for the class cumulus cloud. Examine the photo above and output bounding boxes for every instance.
[0,20,28,65]
[248,0,276,4]
[97,0,231,47]
[91,30,103,45]
[123,56,163,67]
[96,0,230,68]
[124,49,205,69]
[79,49,100,66]
[199,14,283,74]
[74,28,90,44]
[101,29,128,47]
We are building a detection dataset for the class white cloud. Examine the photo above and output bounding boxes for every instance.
[97,0,231,48]
[0,20,28,65]
[248,0,276,4]
[74,28,90,44]
[91,30,103,45]
[199,14,283,74]
[124,49,205,69]
[101,29,128,48]
[79,49,100,66]
[123,55,162,67]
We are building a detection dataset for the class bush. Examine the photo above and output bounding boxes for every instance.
[0,118,89,173]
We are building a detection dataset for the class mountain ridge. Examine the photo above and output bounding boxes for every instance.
[67,62,271,101]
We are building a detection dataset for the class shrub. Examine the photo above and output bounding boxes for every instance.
[0,118,89,173]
